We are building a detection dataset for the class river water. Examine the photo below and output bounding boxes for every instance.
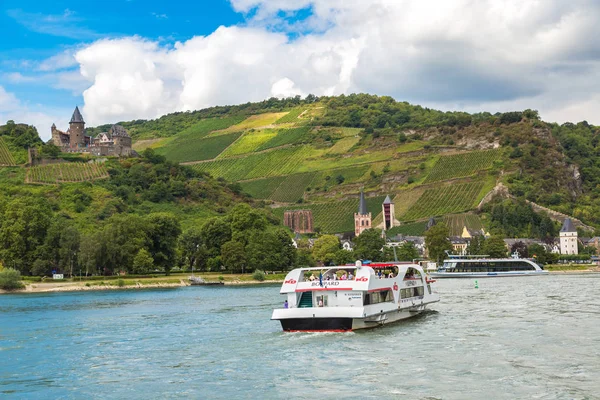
[1,275,600,399]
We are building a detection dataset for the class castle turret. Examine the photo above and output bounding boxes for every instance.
[382,195,395,230]
[69,106,85,148]
[559,218,578,255]
[354,190,372,237]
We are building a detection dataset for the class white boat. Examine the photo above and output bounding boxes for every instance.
[430,253,549,278]
[271,261,440,332]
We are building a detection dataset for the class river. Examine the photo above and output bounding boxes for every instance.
[1,274,600,399]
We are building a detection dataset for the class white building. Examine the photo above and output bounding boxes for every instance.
[559,218,578,255]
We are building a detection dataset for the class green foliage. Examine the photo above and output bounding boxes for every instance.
[353,229,385,261]
[425,223,452,263]
[482,236,508,258]
[0,121,43,149]
[158,131,242,163]
[402,181,485,221]
[252,269,266,281]
[133,249,154,274]
[425,150,501,183]
[221,240,247,273]
[485,198,557,239]
[387,221,429,237]
[0,268,23,290]
[396,242,420,261]
[312,235,341,264]
[117,278,125,287]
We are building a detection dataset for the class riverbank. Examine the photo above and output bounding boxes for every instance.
[1,276,284,294]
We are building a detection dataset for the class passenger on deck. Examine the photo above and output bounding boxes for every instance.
[284,300,288,309]
[388,272,394,278]
[332,273,337,280]
[309,273,316,281]
[378,270,383,279]
[348,271,354,280]
[318,299,323,307]
[341,272,348,280]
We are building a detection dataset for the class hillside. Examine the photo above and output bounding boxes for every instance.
[109,94,599,236]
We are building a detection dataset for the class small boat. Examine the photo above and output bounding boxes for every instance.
[189,276,224,286]
[271,261,439,332]
[430,252,549,278]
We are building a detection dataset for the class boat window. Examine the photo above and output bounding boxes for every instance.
[316,295,328,307]
[400,287,423,299]
[363,290,394,305]
[403,267,421,281]
[452,261,536,272]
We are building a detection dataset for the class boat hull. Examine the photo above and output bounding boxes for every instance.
[430,271,549,278]
[276,306,427,332]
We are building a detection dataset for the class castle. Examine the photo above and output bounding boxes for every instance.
[51,107,133,157]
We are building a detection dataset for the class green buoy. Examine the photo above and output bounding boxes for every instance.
[474,280,479,289]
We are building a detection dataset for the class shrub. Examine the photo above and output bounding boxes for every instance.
[117,279,125,287]
[218,275,224,281]
[252,269,266,282]
[0,268,24,290]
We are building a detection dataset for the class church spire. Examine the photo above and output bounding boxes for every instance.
[358,190,368,215]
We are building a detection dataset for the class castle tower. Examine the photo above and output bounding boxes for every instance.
[69,106,85,148]
[354,190,372,236]
[50,123,61,146]
[559,218,578,255]
[382,195,395,230]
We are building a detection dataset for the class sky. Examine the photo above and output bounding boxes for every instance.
[2,0,600,140]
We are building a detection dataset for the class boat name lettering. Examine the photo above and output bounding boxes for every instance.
[311,281,340,287]
[284,279,297,284]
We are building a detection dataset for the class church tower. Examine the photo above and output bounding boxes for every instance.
[354,190,372,237]
[69,106,85,148]
[382,195,395,230]
[559,218,578,255]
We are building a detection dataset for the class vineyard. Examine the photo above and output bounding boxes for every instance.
[273,195,387,233]
[175,115,246,140]
[217,112,287,133]
[269,172,316,203]
[0,137,16,166]
[443,214,484,236]
[239,176,286,199]
[159,131,242,163]
[327,136,360,154]
[387,221,429,237]
[26,162,109,184]
[256,127,310,151]
[401,181,485,221]
[425,149,501,183]
[274,108,305,124]
[192,146,311,181]
[218,130,277,157]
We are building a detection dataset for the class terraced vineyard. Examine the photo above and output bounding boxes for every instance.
[218,130,277,157]
[26,162,109,184]
[175,115,246,140]
[192,146,311,181]
[216,112,287,133]
[443,214,484,236]
[239,176,286,199]
[269,172,316,203]
[160,131,242,163]
[273,195,387,233]
[274,108,305,124]
[256,127,310,151]
[401,181,485,221]
[0,137,16,166]
[387,221,429,237]
[425,149,501,183]
[327,136,360,154]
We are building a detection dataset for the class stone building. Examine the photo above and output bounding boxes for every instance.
[559,218,578,255]
[283,210,314,233]
[354,190,372,237]
[50,107,133,157]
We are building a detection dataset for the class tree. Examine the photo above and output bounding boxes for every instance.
[98,214,149,275]
[221,240,247,273]
[311,235,340,264]
[0,268,23,290]
[200,217,232,257]
[510,241,529,258]
[133,249,154,274]
[246,229,296,271]
[58,225,80,277]
[179,227,203,271]
[146,213,181,275]
[333,249,355,265]
[467,235,484,255]
[295,249,316,268]
[425,223,452,263]
[482,236,508,258]
[396,242,419,261]
[354,229,385,261]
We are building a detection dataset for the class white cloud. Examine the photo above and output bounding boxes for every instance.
[0,86,68,141]
[37,50,79,72]
[37,0,600,126]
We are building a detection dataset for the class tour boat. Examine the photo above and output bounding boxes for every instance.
[271,261,440,332]
[430,253,549,278]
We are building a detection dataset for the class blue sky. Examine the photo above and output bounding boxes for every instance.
[2,0,600,139]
